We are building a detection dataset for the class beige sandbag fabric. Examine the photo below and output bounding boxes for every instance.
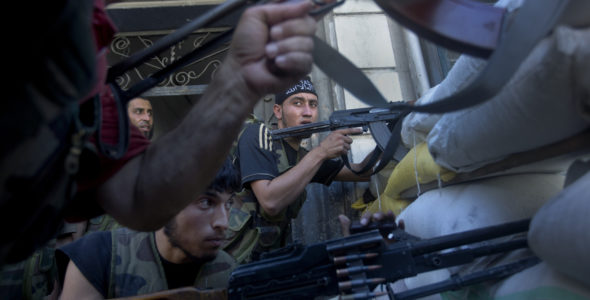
[427,26,590,172]
[401,55,487,147]
[400,0,524,148]
[397,173,563,239]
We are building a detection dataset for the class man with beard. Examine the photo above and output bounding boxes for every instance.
[225,77,376,264]
[77,97,155,234]
[127,97,154,139]
[57,158,239,298]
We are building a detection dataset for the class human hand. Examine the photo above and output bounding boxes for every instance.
[317,128,362,159]
[358,210,404,231]
[339,210,405,243]
[225,1,318,98]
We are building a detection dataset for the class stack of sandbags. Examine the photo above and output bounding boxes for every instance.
[425,26,590,173]
[384,1,590,297]
[400,0,525,148]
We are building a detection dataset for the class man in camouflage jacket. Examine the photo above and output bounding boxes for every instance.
[58,159,239,298]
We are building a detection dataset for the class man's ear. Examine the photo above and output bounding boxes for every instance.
[273,104,282,121]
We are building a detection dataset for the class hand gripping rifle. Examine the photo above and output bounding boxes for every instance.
[270,104,403,143]
[270,103,409,175]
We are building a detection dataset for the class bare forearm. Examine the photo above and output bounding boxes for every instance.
[99,62,259,230]
[254,148,326,216]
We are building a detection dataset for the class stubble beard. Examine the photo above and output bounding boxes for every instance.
[163,220,217,263]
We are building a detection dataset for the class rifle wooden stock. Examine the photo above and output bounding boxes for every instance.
[112,287,227,300]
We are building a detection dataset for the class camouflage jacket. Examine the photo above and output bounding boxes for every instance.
[108,228,236,298]
[0,241,57,300]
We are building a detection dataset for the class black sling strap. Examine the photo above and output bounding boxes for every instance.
[311,0,577,173]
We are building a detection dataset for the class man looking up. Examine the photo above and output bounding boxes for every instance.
[58,158,240,299]
[127,97,153,138]
[225,76,376,263]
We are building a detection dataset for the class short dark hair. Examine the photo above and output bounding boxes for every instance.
[207,157,241,193]
[126,97,151,108]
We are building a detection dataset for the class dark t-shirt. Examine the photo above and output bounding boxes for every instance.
[57,231,202,297]
[57,231,111,296]
[237,123,344,188]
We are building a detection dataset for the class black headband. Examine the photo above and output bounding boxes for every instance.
[274,76,317,105]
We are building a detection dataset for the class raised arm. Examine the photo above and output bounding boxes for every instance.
[97,1,318,231]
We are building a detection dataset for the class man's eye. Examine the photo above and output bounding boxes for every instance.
[310,102,318,108]
[225,198,235,210]
[198,199,212,209]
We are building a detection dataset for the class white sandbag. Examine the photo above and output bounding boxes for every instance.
[400,55,487,147]
[528,170,590,286]
[493,262,590,298]
[437,262,590,299]
[394,173,564,293]
[400,0,523,148]
[427,26,590,172]
[398,173,563,238]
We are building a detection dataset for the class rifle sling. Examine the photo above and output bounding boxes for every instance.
[313,0,571,113]
[372,0,505,59]
[313,0,572,177]
[341,112,407,176]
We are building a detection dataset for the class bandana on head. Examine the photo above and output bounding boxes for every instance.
[274,76,317,105]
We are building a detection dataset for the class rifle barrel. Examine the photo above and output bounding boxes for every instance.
[393,257,540,300]
[409,219,530,255]
[270,120,332,140]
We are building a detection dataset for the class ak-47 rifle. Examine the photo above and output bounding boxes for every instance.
[118,219,538,300]
[270,103,409,175]
[270,103,404,143]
